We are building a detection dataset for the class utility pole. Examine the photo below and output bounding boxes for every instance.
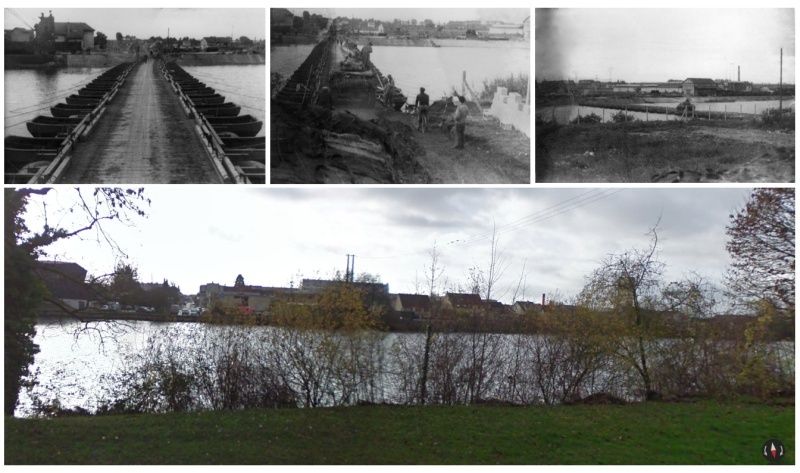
[779,47,783,113]
[344,254,355,282]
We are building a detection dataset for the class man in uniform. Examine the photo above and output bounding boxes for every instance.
[361,41,373,70]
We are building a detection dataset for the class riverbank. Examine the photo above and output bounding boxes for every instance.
[5,401,793,464]
[352,37,530,48]
[536,119,795,183]
[5,52,134,69]
[271,100,529,184]
[175,53,265,66]
[536,94,795,108]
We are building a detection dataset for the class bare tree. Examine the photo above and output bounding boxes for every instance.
[425,241,445,297]
[484,222,510,302]
[510,259,528,303]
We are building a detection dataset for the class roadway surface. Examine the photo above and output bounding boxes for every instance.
[60,60,219,183]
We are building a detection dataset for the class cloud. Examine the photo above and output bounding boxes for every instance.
[16,187,756,303]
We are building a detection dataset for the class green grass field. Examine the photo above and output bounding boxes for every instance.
[4,401,794,464]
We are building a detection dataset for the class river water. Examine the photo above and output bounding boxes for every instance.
[4,67,101,137]
[271,42,530,102]
[16,319,794,417]
[539,99,796,125]
[182,65,266,136]
[5,64,266,138]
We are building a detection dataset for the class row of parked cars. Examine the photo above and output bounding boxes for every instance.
[98,303,156,313]
[177,307,203,317]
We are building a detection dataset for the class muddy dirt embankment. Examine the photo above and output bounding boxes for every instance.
[271,103,431,184]
[176,53,265,66]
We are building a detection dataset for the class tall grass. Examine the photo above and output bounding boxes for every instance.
[760,107,795,130]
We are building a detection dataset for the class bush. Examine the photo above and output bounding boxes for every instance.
[760,108,795,130]
[611,111,635,123]
[570,113,602,125]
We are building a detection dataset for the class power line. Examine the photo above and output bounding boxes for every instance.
[356,189,624,260]
[451,189,603,245]
[455,189,624,248]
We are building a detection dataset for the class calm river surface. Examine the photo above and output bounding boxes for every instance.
[5,64,266,138]
[271,42,530,102]
[182,65,266,136]
[539,99,796,125]
[5,67,100,137]
[17,319,794,417]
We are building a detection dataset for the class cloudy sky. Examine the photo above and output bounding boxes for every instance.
[19,187,754,304]
[290,8,529,24]
[536,9,795,83]
[5,9,265,40]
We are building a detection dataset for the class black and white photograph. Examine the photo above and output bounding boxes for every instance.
[271,8,530,184]
[4,8,265,184]
[536,8,795,183]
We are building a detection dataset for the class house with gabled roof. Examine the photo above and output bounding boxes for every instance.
[512,300,542,315]
[35,261,94,311]
[53,21,94,51]
[390,293,431,317]
[442,292,483,311]
[683,78,718,96]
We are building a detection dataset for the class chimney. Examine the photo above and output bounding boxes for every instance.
[738,66,740,82]
[541,293,546,307]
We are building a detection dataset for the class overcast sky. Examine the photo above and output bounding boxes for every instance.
[290,8,529,24]
[536,9,795,83]
[5,9,265,40]
[20,187,753,304]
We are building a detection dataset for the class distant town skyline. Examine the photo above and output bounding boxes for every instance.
[288,8,529,25]
[23,188,751,305]
[537,8,795,84]
[5,8,265,40]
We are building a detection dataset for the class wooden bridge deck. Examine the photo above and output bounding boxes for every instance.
[59,60,219,183]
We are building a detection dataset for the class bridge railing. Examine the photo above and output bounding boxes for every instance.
[25,62,136,184]
[160,60,248,184]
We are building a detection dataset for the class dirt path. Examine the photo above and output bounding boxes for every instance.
[60,61,219,183]
[380,110,530,183]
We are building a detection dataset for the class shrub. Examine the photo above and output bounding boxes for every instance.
[570,113,602,125]
[760,107,795,130]
[611,111,635,123]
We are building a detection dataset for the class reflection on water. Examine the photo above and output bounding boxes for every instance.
[182,65,266,136]
[5,64,266,138]
[4,68,102,137]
